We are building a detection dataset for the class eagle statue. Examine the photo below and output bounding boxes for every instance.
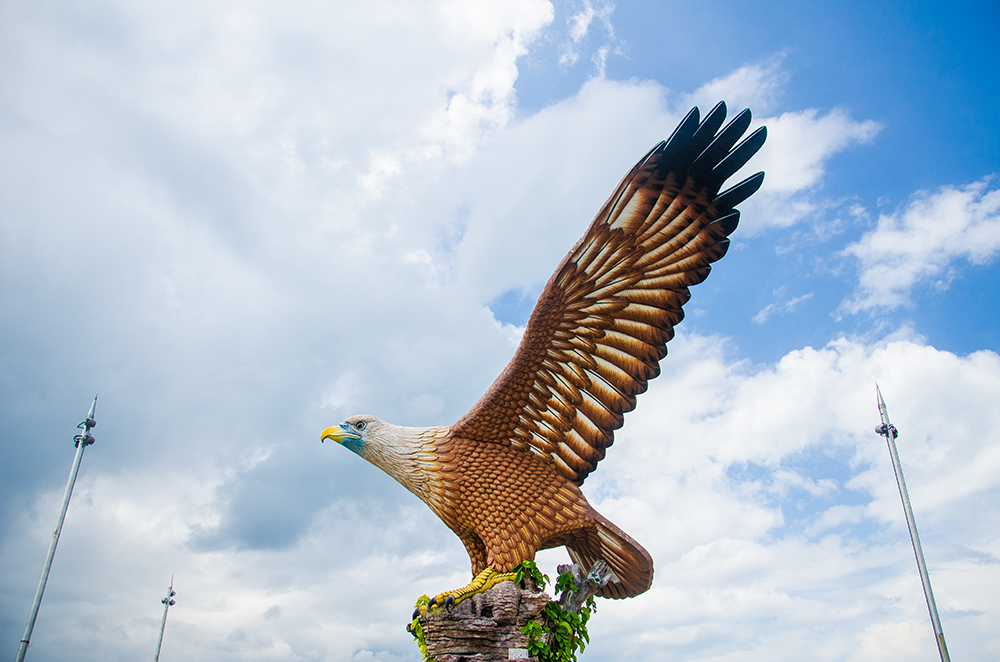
[322,101,766,611]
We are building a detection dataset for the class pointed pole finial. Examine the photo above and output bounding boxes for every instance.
[85,395,98,426]
[875,384,896,439]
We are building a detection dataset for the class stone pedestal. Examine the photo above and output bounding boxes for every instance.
[415,580,552,662]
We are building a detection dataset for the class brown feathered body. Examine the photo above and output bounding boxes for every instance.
[347,419,649,598]
[328,102,766,600]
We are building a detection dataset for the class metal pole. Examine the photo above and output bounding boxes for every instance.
[15,396,98,662]
[876,385,951,662]
[154,576,176,662]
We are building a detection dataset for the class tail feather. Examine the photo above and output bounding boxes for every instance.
[568,509,653,599]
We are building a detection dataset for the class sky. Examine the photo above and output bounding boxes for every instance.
[1,0,999,660]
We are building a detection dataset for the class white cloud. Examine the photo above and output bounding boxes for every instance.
[577,332,1000,661]
[681,61,882,233]
[849,621,929,662]
[841,178,1000,313]
[683,57,790,116]
[568,2,597,43]
[558,0,617,75]
[753,290,814,324]
[6,332,998,661]
[736,108,882,232]
[424,0,555,160]
[756,108,882,194]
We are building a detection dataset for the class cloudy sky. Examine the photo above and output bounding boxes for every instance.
[1,0,998,660]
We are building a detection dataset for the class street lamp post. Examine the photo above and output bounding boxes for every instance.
[876,385,951,662]
[154,577,177,662]
[15,397,98,662]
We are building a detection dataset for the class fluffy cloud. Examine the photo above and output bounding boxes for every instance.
[4,333,998,661]
[577,332,1000,661]
[755,108,882,195]
[736,107,881,232]
[841,178,1000,313]
[681,61,883,233]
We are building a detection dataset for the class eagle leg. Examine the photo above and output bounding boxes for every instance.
[419,568,519,615]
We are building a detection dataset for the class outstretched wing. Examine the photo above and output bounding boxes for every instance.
[452,102,766,484]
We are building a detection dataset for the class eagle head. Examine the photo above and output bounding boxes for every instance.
[320,415,437,501]
[320,414,382,456]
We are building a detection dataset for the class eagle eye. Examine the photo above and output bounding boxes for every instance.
[355,421,367,431]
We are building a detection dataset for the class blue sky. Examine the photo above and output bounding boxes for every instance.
[1,1,999,661]
[508,0,1000,362]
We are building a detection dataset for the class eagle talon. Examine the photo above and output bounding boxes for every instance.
[420,568,520,616]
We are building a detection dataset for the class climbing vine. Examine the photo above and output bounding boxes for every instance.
[515,559,549,590]
[409,595,436,662]
[519,563,595,662]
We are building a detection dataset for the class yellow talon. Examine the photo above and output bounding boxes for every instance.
[418,569,519,615]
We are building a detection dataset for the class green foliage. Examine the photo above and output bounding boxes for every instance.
[515,560,549,590]
[521,568,596,662]
[554,570,576,595]
[409,595,436,662]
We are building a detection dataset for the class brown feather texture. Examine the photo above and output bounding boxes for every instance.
[322,102,766,601]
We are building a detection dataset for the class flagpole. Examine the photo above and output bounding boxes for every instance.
[15,396,98,662]
[154,576,176,662]
[875,385,950,662]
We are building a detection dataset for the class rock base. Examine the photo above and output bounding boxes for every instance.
[416,580,551,662]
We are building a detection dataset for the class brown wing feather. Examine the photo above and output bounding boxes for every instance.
[453,102,766,484]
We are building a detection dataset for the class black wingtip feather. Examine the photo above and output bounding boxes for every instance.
[664,107,701,152]
[712,126,767,184]
[713,171,765,213]
[689,101,728,152]
[709,210,740,236]
[689,108,752,186]
[657,107,702,173]
[713,238,731,262]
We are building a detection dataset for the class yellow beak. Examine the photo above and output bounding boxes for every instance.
[321,424,361,444]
